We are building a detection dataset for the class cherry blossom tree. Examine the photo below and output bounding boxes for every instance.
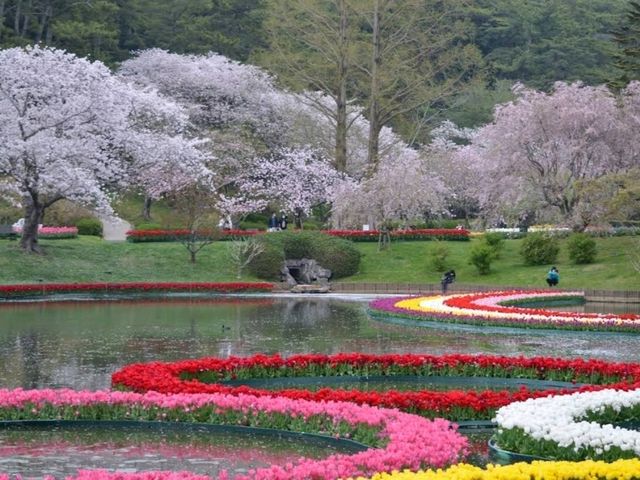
[119,49,287,146]
[0,45,204,252]
[461,82,631,228]
[331,144,448,228]
[231,147,350,228]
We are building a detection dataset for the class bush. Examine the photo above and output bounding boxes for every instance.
[430,241,450,272]
[469,244,495,275]
[248,231,361,280]
[247,242,284,280]
[76,217,103,237]
[567,233,597,264]
[136,223,162,230]
[483,232,505,258]
[520,233,560,265]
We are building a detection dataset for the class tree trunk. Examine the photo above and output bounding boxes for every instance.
[35,2,52,43]
[14,0,22,35]
[0,0,5,40]
[366,0,382,171]
[334,0,349,172]
[20,198,44,253]
[142,196,153,220]
[190,250,196,263]
[20,0,31,37]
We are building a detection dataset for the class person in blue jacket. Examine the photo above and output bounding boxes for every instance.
[546,266,559,287]
[268,213,279,231]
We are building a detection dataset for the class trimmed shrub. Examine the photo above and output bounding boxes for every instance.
[248,231,361,280]
[76,217,103,237]
[520,233,560,265]
[469,244,495,275]
[483,232,505,258]
[567,233,597,264]
[430,241,450,272]
[247,242,285,280]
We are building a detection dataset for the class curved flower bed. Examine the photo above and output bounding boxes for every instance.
[0,282,274,299]
[112,353,640,420]
[0,389,467,480]
[494,387,640,461]
[353,459,640,479]
[369,291,640,332]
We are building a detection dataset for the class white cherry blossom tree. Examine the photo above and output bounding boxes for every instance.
[0,46,205,252]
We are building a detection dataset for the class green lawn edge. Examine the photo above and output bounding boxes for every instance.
[0,235,638,290]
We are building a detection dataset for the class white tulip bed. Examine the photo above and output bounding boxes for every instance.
[494,388,640,461]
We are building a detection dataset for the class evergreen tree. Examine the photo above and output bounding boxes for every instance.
[611,1,640,89]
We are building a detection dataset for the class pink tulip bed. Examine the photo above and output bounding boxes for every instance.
[369,291,640,333]
[12,226,78,239]
[0,389,468,480]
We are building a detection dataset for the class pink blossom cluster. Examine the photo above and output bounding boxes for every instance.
[0,389,467,480]
[12,226,78,235]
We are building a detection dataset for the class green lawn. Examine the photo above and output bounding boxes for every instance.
[0,235,638,290]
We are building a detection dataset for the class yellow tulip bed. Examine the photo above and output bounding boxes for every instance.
[353,459,640,480]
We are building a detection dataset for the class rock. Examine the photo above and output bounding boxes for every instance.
[281,258,332,289]
[280,266,298,287]
[290,284,331,294]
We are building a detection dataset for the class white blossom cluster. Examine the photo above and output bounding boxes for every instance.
[495,388,640,456]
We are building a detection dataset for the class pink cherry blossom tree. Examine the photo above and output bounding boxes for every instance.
[331,144,449,229]
[462,82,631,228]
[0,46,205,252]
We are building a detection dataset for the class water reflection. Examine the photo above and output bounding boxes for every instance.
[0,424,351,478]
[0,295,638,390]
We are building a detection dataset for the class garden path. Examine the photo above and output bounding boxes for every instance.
[101,217,131,241]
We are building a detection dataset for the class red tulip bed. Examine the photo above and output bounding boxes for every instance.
[125,228,469,242]
[0,282,274,299]
[111,353,640,421]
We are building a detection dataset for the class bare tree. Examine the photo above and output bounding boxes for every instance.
[352,0,482,170]
[166,183,221,263]
[227,238,265,278]
[261,0,360,172]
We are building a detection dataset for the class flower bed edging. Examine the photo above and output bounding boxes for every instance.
[0,282,274,299]
[112,353,640,421]
[494,387,640,461]
[351,459,640,479]
[0,389,467,480]
[369,291,640,333]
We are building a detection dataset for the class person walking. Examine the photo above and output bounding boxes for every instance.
[441,269,456,294]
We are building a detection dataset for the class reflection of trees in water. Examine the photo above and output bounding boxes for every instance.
[18,331,44,388]
[275,299,363,336]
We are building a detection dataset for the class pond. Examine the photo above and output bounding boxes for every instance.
[0,294,639,390]
[0,293,638,477]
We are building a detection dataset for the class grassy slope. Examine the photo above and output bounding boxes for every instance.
[0,235,638,290]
